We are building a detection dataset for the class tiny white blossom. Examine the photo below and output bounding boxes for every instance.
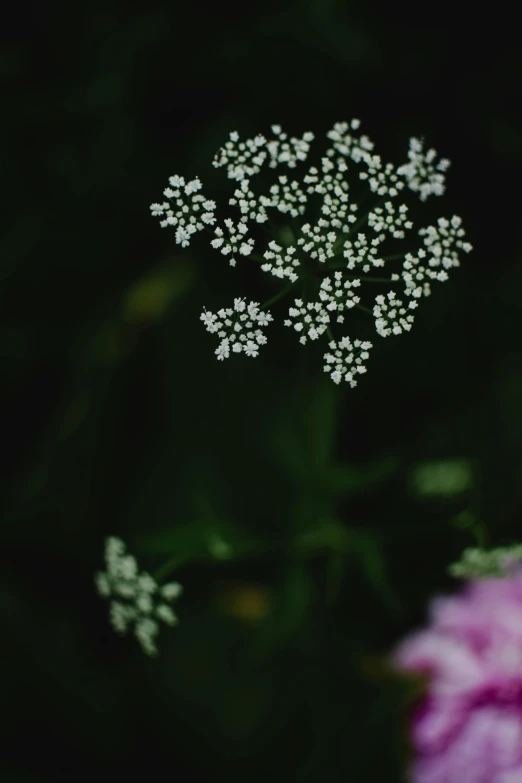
[156,604,178,626]
[185,177,202,195]
[150,202,167,216]
[135,618,160,657]
[161,582,183,600]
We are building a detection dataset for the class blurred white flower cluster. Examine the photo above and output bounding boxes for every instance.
[95,537,182,656]
[151,120,472,386]
[450,545,522,579]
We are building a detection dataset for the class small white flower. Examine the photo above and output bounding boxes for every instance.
[156,604,178,626]
[135,618,160,657]
[95,572,111,597]
[215,339,230,361]
[161,582,183,600]
[184,177,202,195]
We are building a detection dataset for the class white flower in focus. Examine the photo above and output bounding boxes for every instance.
[151,120,472,388]
[95,537,182,656]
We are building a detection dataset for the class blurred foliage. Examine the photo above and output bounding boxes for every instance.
[1,0,522,781]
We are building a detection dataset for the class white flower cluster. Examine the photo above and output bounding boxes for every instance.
[373,291,417,337]
[394,248,448,299]
[323,337,372,387]
[368,202,413,239]
[209,178,270,267]
[419,215,473,270]
[284,273,362,345]
[151,120,472,387]
[259,174,307,218]
[95,537,182,656]
[213,125,314,181]
[200,298,273,360]
[262,240,300,282]
[325,119,374,162]
[284,298,330,343]
[397,137,451,201]
[213,131,267,181]
[297,221,338,263]
[266,125,315,168]
[211,219,254,268]
[150,175,216,248]
[343,231,385,271]
[450,545,522,579]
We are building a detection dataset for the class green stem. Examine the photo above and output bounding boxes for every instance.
[351,276,394,284]
[355,303,373,316]
[260,281,296,310]
[152,519,356,583]
[381,253,406,261]
[153,555,188,583]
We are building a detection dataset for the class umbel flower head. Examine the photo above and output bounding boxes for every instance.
[151,120,472,387]
[393,572,522,782]
[95,537,182,656]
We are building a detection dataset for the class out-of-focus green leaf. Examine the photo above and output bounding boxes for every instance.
[411,458,473,497]
[137,519,262,564]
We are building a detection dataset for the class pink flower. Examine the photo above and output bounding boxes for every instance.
[394,573,522,782]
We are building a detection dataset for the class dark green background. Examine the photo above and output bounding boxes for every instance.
[2,1,522,780]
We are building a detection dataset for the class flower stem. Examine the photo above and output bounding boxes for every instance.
[381,253,406,261]
[355,303,373,316]
[352,276,394,283]
[152,518,358,582]
[261,281,295,310]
